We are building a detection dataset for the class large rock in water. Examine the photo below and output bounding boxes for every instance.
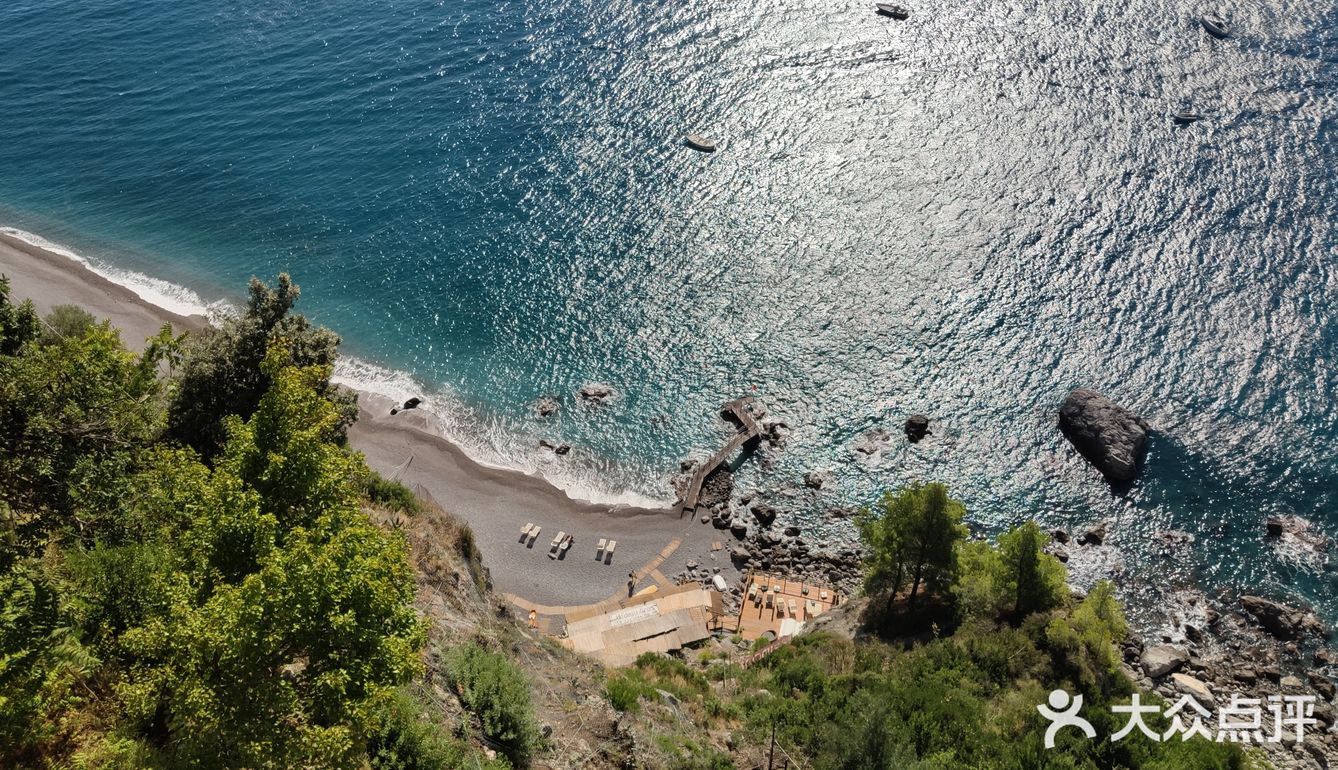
[1240,595,1328,641]
[1058,389,1149,482]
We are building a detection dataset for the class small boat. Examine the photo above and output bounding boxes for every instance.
[1173,110,1202,124]
[876,3,910,19]
[1201,14,1229,38]
[684,134,717,152]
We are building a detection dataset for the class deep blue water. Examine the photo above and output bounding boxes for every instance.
[0,0,1335,621]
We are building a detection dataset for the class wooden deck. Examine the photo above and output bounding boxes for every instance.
[729,571,843,641]
[674,397,764,518]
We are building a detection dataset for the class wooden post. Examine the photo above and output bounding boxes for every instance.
[768,722,776,770]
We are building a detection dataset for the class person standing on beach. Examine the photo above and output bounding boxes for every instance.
[628,572,636,597]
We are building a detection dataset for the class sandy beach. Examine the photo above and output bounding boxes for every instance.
[0,230,733,608]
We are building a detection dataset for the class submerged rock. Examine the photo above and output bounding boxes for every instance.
[534,395,560,417]
[578,383,616,404]
[802,470,830,490]
[1058,389,1149,482]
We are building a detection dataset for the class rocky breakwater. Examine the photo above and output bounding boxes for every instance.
[1058,389,1149,482]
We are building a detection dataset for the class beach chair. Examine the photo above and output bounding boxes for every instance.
[747,584,757,601]
[596,538,607,558]
[527,526,541,546]
[820,589,829,601]
[788,599,798,618]
[604,540,616,564]
[776,600,785,618]
[520,523,533,543]
[765,592,774,609]
[551,531,566,551]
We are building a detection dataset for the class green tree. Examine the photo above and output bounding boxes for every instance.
[0,276,39,356]
[856,483,967,611]
[0,320,173,539]
[57,349,423,769]
[40,304,96,344]
[167,274,356,458]
[998,521,1066,617]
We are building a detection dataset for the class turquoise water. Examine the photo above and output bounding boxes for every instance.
[1,0,1334,619]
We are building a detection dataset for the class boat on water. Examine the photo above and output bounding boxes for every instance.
[1173,110,1202,124]
[1201,14,1229,38]
[876,3,910,19]
[684,134,717,152]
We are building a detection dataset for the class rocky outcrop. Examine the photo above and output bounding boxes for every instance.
[1057,389,1149,482]
[1240,595,1328,641]
[1076,519,1111,546]
[904,414,931,443]
[534,395,560,417]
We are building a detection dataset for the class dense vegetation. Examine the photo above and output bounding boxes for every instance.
[607,485,1249,770]
[0,276,519,769]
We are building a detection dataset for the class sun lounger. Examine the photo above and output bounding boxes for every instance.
[788,599,798,617]
[596,538,607,556]
[820,590,829,601]
[776,601,785,617]
[527,526,540,545]
[551,531,566,551]
[765,593,773,609]
[520,523,533,542]
[604,540,616,563]
[747,584,757,600]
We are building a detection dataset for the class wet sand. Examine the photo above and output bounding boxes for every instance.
[0,230,733,607]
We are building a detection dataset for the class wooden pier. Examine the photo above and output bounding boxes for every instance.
[674,397,764,518]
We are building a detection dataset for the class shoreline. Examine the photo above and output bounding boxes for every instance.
[0,226,731,607]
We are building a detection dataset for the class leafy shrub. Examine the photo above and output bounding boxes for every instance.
[369,688,496,770]
[445,642,540,763]
[606,670,656,713]
[362,471,422,516]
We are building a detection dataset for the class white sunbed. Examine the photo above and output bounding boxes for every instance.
[527,526,541,545]
[596,538,607,556]
[604,540,616,563]
[551,531,566,550]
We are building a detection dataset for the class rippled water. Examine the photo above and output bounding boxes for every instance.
[0,0,1334,618]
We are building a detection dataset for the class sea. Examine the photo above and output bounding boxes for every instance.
[0,0,1334,624]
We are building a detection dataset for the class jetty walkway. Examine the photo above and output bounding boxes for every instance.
[674,396,764,518]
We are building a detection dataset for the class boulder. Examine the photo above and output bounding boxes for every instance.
[403,397,422,410]
[1309,673,1336,701]
[1171,673,1215,708]
[730,521,749,539]
[751,504,778,527]
[1241,595,1328,641]
[1057,389,1149,481]
[904,414,931,442]
[578,383,616,404]
[1141,645,1190,678]
[1051,528,1071,544]
[534,395,560,417]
